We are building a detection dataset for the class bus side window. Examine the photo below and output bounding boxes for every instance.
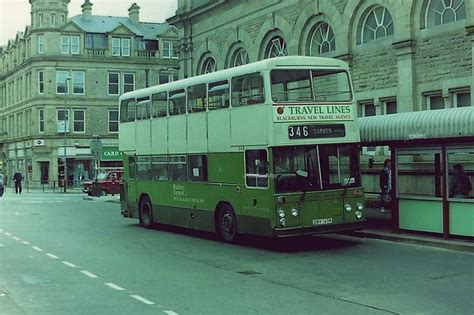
[188,155,207,182]
[188,84,207,113]
[152,92,168,118]
[137,156,152,180]
[152,156,168,181]
[127,100,136,122]
[120,99,135,123]
[231,73,265,107]
[245,150,268,188]
[169,155,187,181]
[169,90,186,116]
[129,156,137,180]
[208,80,229,110]
[136,97,151,120]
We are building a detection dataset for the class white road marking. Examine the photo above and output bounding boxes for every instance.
[46,253,59,259]
[130,295,155,305]
[21,240,31,245]
[80,270,98,278]
[105,283,125,291]
[163,311,179,315]
[32,246,43,252]
[12,236,21,241]
[62,261,78,268]
[4,232,11,236]
[0,244,4,247]
[0,229,3,232]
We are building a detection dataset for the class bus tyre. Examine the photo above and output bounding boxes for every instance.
[139,196,153,229]
[217,204,238,243]
[101,189,107,196]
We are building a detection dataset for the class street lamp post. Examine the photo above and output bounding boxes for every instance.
[63,77,71,193]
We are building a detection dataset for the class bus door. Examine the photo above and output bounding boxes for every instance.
[240,149,272,235]
[126,156,138,215]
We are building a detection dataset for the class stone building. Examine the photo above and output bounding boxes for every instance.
[168,0,472,116]
[166,1,474,238]
[0,0,179,188]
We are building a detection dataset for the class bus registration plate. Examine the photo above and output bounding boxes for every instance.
[288,124,345,139]
[313,218,333,226]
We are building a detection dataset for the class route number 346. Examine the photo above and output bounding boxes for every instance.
[288,125,309,138]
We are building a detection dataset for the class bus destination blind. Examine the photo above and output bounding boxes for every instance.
[288,124,346,139]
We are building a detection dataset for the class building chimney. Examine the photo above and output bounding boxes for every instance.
[128,3,140,26]
[81,0,93,22]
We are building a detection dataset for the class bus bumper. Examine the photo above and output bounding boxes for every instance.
[273,221,366,238]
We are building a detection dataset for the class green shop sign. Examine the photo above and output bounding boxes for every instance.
[101,146,123,161]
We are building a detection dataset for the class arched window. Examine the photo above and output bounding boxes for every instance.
[362,6,394,43]
[265,37,287,59]
[231,48,249,67]
[425,0,466,27]
[201,57,216,74]
[309,22,336,55]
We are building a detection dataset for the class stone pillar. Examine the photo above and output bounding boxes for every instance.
[393,40,416,113]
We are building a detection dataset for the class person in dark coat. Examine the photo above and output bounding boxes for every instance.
[0,173,4,197]
[13,171,23,194]
[449,164,472,198]
[379,159,391,212]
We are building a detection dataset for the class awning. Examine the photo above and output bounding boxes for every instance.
[359,107,474,144]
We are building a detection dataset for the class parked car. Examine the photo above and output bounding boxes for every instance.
[83,170,123,196]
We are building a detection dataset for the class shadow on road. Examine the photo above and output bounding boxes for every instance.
[126,222,361,253]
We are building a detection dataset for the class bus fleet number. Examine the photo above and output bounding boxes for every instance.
[288,126,309,138]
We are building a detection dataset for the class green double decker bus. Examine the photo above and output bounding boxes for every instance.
[119,56,365,242]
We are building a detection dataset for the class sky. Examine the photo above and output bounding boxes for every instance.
[0,0,178,46]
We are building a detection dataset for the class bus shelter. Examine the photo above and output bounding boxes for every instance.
[359,107,474,239]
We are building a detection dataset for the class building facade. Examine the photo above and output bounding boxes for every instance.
[0,0,179,188]
[168,0,472,116]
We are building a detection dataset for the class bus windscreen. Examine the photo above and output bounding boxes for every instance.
[270,69,352,103]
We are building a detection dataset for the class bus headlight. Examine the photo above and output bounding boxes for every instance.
[357,202,364,211]
[280,218,287,227]
[344,203,352,212]
[290,208,298,217]
[278,209,286,218]
[355,211,363,219]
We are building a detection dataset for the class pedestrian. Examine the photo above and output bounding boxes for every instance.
[13,171,23,194]
[0,173,4,197]
[379,159,391,212]
[449,164,472,199]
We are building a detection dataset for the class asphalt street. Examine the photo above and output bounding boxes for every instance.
[0,191,473,314]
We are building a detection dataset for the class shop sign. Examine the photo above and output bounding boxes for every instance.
[101,146,123,161]
[273,105,354,122]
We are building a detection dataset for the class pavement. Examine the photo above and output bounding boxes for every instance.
[3,187,473,253]
[347,207,474,254]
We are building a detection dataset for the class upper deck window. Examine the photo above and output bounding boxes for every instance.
[169,89,186,116]
[120,99,136,123]
[187,84,207,113]
[271,69,352,103]
[231,73,265,107]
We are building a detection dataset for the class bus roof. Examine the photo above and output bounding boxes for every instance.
[119,56,349,101]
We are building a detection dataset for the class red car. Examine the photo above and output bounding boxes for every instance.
[83,170,123,196]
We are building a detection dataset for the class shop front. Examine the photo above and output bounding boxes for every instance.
[100,146,123,170]
[360,107,474,238]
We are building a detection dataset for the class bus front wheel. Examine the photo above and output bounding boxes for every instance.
[217,204,238,243]
[139,196,153,229]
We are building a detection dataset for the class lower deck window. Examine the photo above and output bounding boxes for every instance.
[169,156,187,181]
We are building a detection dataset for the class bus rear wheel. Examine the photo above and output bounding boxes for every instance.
[139,196,153,229]
[217,204,238,243]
